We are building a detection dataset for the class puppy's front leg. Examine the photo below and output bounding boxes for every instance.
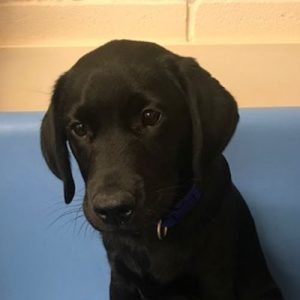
[110,273,142,300]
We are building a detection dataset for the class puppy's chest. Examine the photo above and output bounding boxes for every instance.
[116,247,199,299]
[114,242,188,284]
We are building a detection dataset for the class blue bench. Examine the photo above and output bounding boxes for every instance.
[0,108,299,300]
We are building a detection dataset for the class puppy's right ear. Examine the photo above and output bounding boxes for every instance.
[40,75,75,204]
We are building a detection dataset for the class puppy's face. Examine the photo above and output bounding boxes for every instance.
[41,40,238,236]
[55,43,192,234]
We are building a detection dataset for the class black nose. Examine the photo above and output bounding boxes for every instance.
[93,193,135,226]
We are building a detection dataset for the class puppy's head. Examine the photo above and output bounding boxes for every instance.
[41,40,238,234]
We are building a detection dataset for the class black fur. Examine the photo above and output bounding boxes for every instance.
[41,40,283,300]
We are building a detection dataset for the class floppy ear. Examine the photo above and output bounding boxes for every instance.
[177,57,239,176]
[40,75,75,204]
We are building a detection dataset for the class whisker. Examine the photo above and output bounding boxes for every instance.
[47,203,82,217]
[73,206,85,233]
[46,208,82,229]
[78,218,88,236]
[72,214,86,235]
[60,213,84,230]
[84,222,92,238]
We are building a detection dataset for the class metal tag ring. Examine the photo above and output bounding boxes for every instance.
[157,220,168,240]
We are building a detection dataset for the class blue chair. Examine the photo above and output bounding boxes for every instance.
[0,108,299,300]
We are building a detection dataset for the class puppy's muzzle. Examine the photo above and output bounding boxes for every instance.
[92,192,135,226]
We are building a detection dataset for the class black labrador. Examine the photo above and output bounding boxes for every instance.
[41,40,283,300]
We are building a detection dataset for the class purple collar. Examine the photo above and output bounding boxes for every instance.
[157,184,202,239]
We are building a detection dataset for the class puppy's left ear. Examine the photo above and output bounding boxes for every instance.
[40,75,75,204]
[176,57,239,174]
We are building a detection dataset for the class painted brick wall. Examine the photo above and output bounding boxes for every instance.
[0,0,300,110]
[1,0,300,46]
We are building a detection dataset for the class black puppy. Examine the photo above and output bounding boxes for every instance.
[41,40,283,300]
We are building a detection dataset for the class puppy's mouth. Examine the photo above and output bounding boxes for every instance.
[84,214,144,237]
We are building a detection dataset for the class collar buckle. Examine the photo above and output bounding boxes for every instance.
[156,184,202,240]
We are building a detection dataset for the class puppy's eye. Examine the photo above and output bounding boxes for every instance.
[141,109,161,127]
[71,122,87,137]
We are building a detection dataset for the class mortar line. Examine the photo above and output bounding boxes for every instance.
[186,0,203,43]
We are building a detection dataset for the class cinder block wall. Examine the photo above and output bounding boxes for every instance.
[0,0,300,111]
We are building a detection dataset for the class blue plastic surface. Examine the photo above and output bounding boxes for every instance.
[0,108,299,300]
